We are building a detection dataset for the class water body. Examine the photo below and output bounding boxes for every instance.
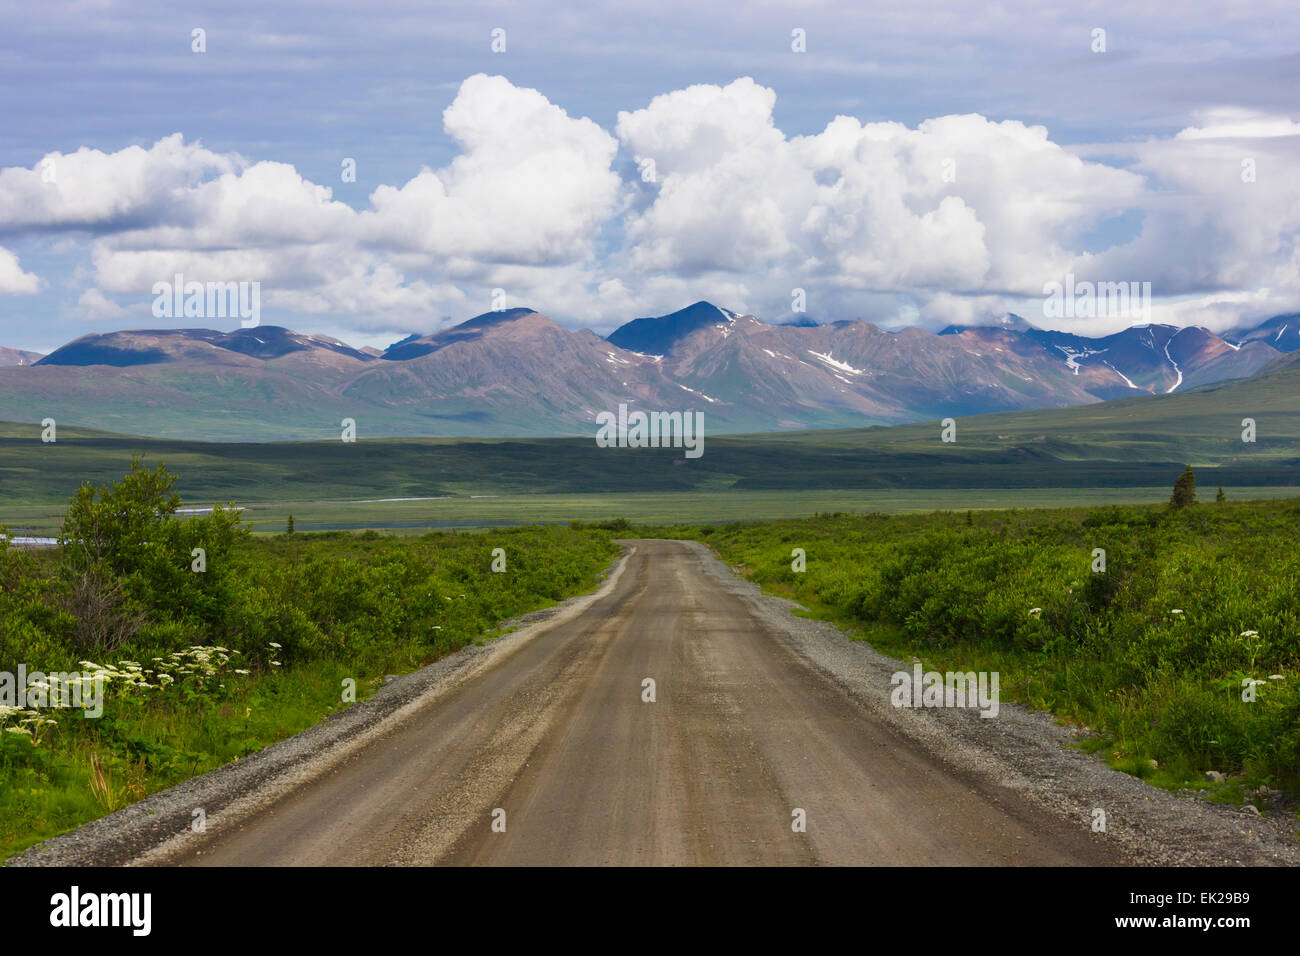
[349,497,453,503]
[1,535,58,547]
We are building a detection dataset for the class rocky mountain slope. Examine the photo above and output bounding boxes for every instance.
[0,302,1286,440]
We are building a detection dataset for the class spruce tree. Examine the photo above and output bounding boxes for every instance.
[1170,466,1197,508]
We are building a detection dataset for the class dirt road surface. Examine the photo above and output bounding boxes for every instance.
[162,539,1114,866]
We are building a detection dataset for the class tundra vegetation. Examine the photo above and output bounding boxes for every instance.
[0,458,618,860]
[679,501,1299,803]
[3,458,1296,859]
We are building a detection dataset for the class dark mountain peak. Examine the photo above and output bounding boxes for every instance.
[207,325,375,362]
[381,340,437,361]
[219,326,311,359]
[1230,312,1300,353]
[682,300,731,317]
[606,301,744,355]
[781,316,819,327]
[386,333,421,351]
[37,325,373,367]
[457,307,539,329]
[1110,324,1178,350]
[38,328,226,367]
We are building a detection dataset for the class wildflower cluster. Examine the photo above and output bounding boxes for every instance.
[76,644,246,696]
[6,646,260,750]
[0,705,57,745]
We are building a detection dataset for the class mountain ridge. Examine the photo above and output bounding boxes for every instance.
[0,303,1289,441]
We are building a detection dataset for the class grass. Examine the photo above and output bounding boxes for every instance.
[2,660,370,857]
[3,360,1300,513]
[9,486,1300,538]
[0,522,619,862]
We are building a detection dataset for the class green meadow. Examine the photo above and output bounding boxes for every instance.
[0,460,619,860]
[2,360,1298,533]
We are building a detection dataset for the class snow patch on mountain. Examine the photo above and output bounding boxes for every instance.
[807,350,865,375]
[1053,344,1103,374]
[1103,361,1141,389]
[676,382,719,404]
[1164,331,1184,393]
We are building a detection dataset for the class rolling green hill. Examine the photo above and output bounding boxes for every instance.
[772,355,1300,460]
[1,361,1296,531]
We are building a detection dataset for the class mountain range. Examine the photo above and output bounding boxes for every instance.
[0,302,1294,441]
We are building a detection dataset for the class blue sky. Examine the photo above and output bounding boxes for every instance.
[1,0,1298,352]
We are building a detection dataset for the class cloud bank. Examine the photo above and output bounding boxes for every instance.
[2,75,1297,337]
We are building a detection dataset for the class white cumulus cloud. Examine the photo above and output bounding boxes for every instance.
[360,73,623,267]
[615,78,1143,299]
[0,75,1297,335]
[0,247,39,294]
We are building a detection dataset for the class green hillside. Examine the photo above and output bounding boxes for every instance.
[1,362,1296,524]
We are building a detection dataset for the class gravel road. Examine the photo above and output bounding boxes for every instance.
[11,539,1297,866]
